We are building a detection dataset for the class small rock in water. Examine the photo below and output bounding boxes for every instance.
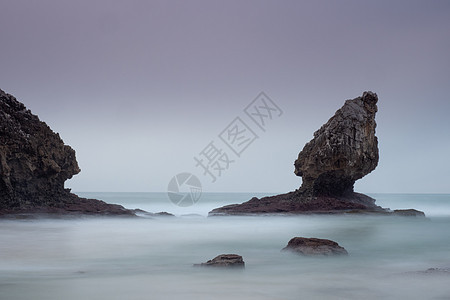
[154,211,175,217]
[419,268,450,275]
[194,254,245,268]
[131,209,175,217]
[392,209,426,217]
[407,267,450,276]
[282,237,348,256]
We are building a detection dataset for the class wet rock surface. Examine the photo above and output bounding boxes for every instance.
[0,89,133,216]
[282,237,348,256]
[194,254,245,268]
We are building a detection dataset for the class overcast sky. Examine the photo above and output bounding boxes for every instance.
[1,0,449,194]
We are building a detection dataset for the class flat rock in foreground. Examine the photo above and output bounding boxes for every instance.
[282,237,348,256]
[0,88,133,216]
[209,191,384,215]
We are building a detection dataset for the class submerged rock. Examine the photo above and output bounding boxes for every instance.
[194,254,245,268]
[392,209,426,217]
[414,267,450,275]
[405,266,450,276]
[0,88,133,216]
[132,209,175,218]
[282,237,348,256]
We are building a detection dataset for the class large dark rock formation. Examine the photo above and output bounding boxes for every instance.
[210,92,388,215]
[0,89,133,216]
[294,91,379,197]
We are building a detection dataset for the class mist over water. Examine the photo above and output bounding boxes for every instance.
[1,193,450,300]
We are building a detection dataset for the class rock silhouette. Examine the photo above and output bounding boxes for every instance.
[0,89,132,216]
[294,91,379,197]
[210,92,387,215]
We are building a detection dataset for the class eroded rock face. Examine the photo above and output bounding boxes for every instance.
[294,91,379,196]
[209,92,384,215]
[0,89,81,208]
[0,89,132,215]
[209,91,425,216]
[282,237,348,256]
[194,254,245,268]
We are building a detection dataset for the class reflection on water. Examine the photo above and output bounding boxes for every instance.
[1,193,450,299]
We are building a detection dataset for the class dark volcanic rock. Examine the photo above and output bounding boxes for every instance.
[294,91,379,197]
[210,92,386,216]
[208,92,423,216]
[0,88,133,216]
[282,237,348,256]
[194,254,245,268]
[209,192,381,215]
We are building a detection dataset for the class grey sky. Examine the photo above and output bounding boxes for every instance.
[1,0,449,193]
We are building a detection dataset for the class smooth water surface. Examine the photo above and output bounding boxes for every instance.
[1,193,449,300]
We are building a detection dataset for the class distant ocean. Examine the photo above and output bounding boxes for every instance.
[1,193,450,300]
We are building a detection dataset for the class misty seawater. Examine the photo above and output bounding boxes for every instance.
[1,193,450,300]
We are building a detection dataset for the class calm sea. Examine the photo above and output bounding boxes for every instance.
[1,193,449,300]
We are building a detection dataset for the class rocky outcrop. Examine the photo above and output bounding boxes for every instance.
[210,91,432,216]
[210,92,385,216]
[294,91,379,197]
[209,91,424,216]
[282,237,348,256]
[0,88,133,216]
[209,191,381,215]
[194,254,245,268]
